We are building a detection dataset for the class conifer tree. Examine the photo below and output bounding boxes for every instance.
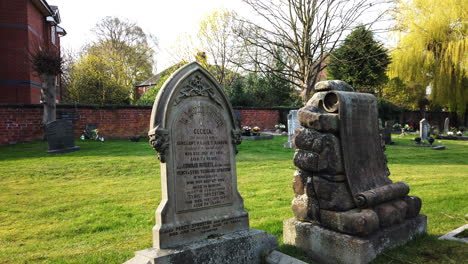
[327,25,390,93]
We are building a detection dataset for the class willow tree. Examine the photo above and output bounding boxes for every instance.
[388,0,468,117]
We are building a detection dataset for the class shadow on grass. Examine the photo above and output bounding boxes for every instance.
[0,139,155,161]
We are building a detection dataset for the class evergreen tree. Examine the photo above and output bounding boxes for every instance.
[328,25,391,93]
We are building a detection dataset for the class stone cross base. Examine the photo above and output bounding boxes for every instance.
[283,215,427,264]
[124,229,278,264]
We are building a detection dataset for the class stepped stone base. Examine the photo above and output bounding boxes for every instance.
[283,215,427,264]
[124,229,278,264]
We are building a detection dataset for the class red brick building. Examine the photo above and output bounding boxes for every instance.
[0,0,65,104]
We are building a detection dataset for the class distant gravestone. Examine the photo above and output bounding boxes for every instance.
[58,109,78,120]
[125,62,277,264]
[382,121,394,145]
[444,117,450,134]
[46,120,80,153]
[284,110,300,148]
[419,119,429,140]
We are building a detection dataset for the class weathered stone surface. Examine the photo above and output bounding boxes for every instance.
[392,199,408,223]
[355,182,409,208]
[404,196,422,218]
[314,80,355,92]
[292,170,306,195]
[147,62,248,249]
[312,176,355,211]
[293,128,340,153]
[292,195,311,221]
[283,215,427,264]
[293,147,343,174]
[331,91,393,198]
[125,229,278,264]
[287,81,426,254]
[320,209,379,236]
[266,250,310,264]
[297,107,339,133]
[293,150,318,172]
[373,200,407,228]
[127,62,278,264]
[314,173,346,182]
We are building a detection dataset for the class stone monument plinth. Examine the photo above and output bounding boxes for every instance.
[125,62,277,264]
[283,80,427,264]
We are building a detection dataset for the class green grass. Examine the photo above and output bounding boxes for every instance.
[0,135,467,263]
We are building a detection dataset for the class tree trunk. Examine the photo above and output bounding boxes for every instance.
[41,74,57,125]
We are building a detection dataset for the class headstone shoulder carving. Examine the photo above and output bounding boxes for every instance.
[148,62,249,249]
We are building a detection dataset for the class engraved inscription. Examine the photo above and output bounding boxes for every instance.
[173,102,233,212]
[160,215,248,239]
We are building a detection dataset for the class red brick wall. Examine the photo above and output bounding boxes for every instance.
[0,105,286,145]
[0,105,153,145]
[0,105,43,145]
[237,109,279,130]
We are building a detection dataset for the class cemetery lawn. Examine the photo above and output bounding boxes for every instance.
[0,135,467,264]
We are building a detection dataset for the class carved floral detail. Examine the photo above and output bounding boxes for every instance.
[174,74,222,106]
[149,126,170,162]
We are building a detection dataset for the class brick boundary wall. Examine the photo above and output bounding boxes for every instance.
[1,104,463,146]
[0,104,288,145]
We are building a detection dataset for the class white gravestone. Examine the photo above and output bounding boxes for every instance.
[419,118,429,141]
[284,110,301,148]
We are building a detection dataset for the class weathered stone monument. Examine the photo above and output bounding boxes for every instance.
[125,62,277,264]
[444,117,450,134]
[46,120,80,153]
[419,118,429,141]
[284,110,301,148]
[283,80,427,264]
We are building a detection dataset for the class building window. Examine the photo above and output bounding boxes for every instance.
[51,25,56,45]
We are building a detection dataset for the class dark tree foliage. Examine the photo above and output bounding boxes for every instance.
[327,25,390,93]
[32,48,62,75]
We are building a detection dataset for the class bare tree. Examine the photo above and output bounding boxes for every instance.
[166,33,198,66]
[198,9,242,88]
[237,0,391,103]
